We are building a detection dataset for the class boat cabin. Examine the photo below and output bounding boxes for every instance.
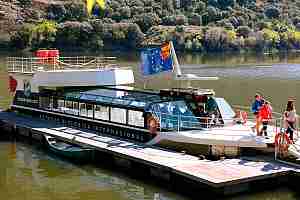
[13,86,237,137]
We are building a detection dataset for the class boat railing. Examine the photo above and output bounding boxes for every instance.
[6,56,119,73]
[154,112,283,133]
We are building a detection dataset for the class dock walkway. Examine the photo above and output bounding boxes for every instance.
[0,111,299,195]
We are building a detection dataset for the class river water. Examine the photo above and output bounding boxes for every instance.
[0,51,299,199]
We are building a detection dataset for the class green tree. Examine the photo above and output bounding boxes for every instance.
[264,7,280,19]
[31,20,57,49]
[236,26,251,37]
[134,13,161,32]
[17,0,32,7]
[10,24,34,49]
[185,39,193,51]
[120,7,131,19]
[189,14,202,26]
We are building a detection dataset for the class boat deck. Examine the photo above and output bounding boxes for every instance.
[0,111,299,195]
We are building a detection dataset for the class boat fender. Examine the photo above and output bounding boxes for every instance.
[275,132,291,152]
[147,116,159,136]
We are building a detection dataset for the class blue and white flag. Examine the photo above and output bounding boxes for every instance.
[140,43,173,76]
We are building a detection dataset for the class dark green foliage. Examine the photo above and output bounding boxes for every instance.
[217,0,235,10]
[175,15,188,26]
[236,0,256,9]
[56,21,93,48]
[208,0,235,9]
[161,0,175,12]
[131,6,144,16]
[264,6,280,19]
[162,16,176,26]
[127,23,145,47]
[195,1,206,14]
[296,23,300,31]
[47,4,67,22]
[236,26,251,37]
[208,0,218,7]
[292,16,300,25]
[189,14,202,26]
[120,7,131,19]
[134,13,161,32]
[17,0,32,7]
[223,22,234,30]
[111,11,122,22]
[64,3,88,21]
[10,24,33,49]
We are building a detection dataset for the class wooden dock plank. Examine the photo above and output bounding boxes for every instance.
[33,127,297,187]
[0,111,299,189]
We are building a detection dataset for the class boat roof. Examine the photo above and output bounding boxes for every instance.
[63,86,215,110]
[64,87,171,110]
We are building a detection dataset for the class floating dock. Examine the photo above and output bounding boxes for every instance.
[0,111,299,197]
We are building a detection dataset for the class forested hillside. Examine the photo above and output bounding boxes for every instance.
[1,0,300,52]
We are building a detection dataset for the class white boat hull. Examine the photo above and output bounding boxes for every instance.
[288,142,300,159]
[147,123,276,156]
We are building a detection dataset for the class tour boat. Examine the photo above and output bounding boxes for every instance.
[7,49,279,157]
[43,134,94,161]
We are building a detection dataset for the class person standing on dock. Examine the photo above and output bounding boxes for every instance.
[258,100,272,137]
[283,99,297,142]
[251,93,263,135]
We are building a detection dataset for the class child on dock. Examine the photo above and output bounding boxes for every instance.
[283,99,297,142]
[258,100,272,137]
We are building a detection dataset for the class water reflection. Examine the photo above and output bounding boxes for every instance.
[0,141,298,200]
[0,142,188,200]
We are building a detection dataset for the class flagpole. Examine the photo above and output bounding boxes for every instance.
[170,40,219,81]
[170,41,182,77]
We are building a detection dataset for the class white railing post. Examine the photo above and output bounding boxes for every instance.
[177,113,180,132]
[159,112,162,132]
[30,57,33,72]
[12,58,14,72]
[21,57,24,72]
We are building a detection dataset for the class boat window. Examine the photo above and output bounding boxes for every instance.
[79,103,87,116]
[128,110,144,127]
[52,97,58,110]
[39,96,51,110]
[73,101,79,115]
[87,104,93,118]
[94,105,109,120]
[49,97,54,110]
[57,99,65,113]
[111,107,126,124]
[64,100,74,115]
[151,100,200,130]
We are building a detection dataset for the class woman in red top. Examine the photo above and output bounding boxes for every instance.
[258,100,272,136]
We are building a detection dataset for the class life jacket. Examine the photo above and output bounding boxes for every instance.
[259,105,272,121]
